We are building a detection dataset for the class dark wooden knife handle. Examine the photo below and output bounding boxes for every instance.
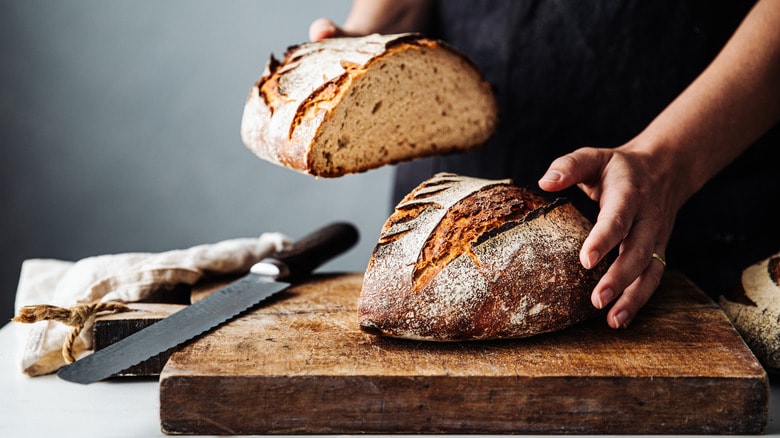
[270,222,359,280]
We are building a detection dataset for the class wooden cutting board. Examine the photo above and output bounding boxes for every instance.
[159,272,767,435]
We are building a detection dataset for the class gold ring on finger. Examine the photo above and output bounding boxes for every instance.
[651,252,667,268]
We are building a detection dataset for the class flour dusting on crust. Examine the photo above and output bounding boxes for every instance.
[359,173,607,341]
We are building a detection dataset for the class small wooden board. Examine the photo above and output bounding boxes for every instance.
[159,272,768,435]
[93,303,184,376]
[91,275,240,376]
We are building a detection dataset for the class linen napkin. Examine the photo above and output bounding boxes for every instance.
[13,233,289,376]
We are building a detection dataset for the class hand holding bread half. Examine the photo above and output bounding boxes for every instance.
[240,33,497,177]
[359,173,609,341]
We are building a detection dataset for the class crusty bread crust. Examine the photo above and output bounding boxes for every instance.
[720,254,780,370]
[359,173,607,341]
[241,34,498,177]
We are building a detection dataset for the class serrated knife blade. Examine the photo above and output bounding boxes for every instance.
[57,222,359,384]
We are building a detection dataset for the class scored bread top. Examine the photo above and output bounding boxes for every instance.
[241,34,498,177]
[378,174,550,293]
[258,34,418,137]
[359,173,606,341]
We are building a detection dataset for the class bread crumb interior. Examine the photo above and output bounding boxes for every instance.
[308,43,497,176]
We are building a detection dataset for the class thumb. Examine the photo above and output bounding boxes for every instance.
[309,18,348,41]
[538,147,608,193]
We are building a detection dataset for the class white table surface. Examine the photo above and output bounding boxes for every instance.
[2,322,779,438]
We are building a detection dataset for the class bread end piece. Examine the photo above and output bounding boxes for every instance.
[241,34,498,177]
[720,254,780,370]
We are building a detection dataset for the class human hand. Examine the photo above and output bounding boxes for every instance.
[309,0,433,42]
[309,18,354,41]
[538,144,686,329]
[537,0,780,330]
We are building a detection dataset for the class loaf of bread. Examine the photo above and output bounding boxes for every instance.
[240,34,497,177]
[358,173,607,341]
[720,253,780,370]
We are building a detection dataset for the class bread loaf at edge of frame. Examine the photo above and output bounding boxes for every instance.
[720,253,780,370]
[240,33,498,177]
[358,173,608,341]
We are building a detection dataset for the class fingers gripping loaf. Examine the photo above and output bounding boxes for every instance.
[358,173,608,341]
[241,34,498,177]
[720,253,780,370]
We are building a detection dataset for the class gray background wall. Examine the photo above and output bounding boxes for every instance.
[0,0,396,322]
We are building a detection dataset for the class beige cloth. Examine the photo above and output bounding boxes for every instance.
[14,233,290,376]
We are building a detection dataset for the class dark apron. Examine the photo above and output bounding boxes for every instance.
[393,0,780,297]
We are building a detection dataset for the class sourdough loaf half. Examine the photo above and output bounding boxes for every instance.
[358,173,607,341]
[240,34,497,177]
[720,253,780,370]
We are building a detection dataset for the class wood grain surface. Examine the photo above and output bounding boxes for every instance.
[158,272,768,435]
[91,275,237,377]
[92,303,184,377]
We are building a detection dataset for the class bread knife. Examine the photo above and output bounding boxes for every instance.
[57,222,359,384]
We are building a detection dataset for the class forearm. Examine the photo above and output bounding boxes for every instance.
[539,0,780,329]
[342,0,434,35]
[632,0,780,204]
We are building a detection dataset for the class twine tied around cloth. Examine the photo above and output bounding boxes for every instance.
[12,301,133,364]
